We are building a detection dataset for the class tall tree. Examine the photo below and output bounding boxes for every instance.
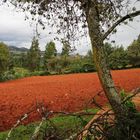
[43,41,57,70]
[127,35,140,67]
[61,40,71,56]
[5,0,140,121]
[27,37,41,71]
[0,42,10,76]
[109,46,129,69]
[60,40,71,69]
[11,53,28,68]
[104,42,114,60]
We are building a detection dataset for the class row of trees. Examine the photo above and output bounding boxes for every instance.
[1,34,140,79]
[104,35,140,69]
[21,37,95,73]
[27,34,140,73]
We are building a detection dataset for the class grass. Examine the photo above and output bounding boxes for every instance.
[0,109,98,140]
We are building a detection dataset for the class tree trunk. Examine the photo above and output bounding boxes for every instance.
[85,3,127,119]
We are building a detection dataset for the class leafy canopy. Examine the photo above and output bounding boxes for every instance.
[27,37,41,71]
[0,42,10,74]
[127,35,140,67]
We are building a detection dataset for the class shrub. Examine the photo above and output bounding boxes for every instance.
[30,71,50,76]
[1,67,30,81]
[0,42,10,81]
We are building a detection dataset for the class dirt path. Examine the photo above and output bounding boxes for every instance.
[0,69,140,131]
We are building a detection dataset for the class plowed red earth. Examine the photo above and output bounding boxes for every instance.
[0,69,140,131]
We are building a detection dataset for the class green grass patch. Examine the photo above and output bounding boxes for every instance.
[0,109,98,140]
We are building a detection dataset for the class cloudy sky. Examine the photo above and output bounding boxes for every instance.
[0,2,140,55]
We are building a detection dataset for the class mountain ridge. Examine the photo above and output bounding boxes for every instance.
[8,46,29,53]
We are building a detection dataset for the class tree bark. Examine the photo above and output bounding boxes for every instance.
[85,3,127,119]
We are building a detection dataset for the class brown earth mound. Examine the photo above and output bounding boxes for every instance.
[0,69,140,131]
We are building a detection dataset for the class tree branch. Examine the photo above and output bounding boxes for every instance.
[103,10,140,40]
[122,88,140,104]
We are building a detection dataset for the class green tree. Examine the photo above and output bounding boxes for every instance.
[0,42,10,78]
[19,53,28,68]
[82,50,96,72]
[27,37,41,71]
[85,50,93,62]
[10,53,28,68]
[44,41,57,71]
[109,46,129,69]
[104,42,114,59]
[60,40,71,69]
[61,40,71,56]
[127,35,140,67]
[104,43,129,69]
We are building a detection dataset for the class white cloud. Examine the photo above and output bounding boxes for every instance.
[0,2,140,54]
[110,16,140,47]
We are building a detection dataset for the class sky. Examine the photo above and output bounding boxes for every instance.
[0,2,140,55]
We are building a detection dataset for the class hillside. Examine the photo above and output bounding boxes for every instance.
[8,46,45,56]
[8,46,28,54]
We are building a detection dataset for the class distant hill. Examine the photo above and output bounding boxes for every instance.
[8,46,29,54]
[8,46,45,56]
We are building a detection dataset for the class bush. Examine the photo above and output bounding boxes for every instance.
[1,71,15,81]
[82,63,96,72]
[1,67,30,81]
[13,67,30,78]
[69,63,84,73]
[30,71,50,76]
[68,62,95,73]
[0,68,52,82]
[0,42,10,74]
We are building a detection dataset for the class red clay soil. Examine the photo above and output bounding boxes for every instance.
[0,69,140,131]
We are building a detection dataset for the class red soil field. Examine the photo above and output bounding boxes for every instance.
[0,69,140,131]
